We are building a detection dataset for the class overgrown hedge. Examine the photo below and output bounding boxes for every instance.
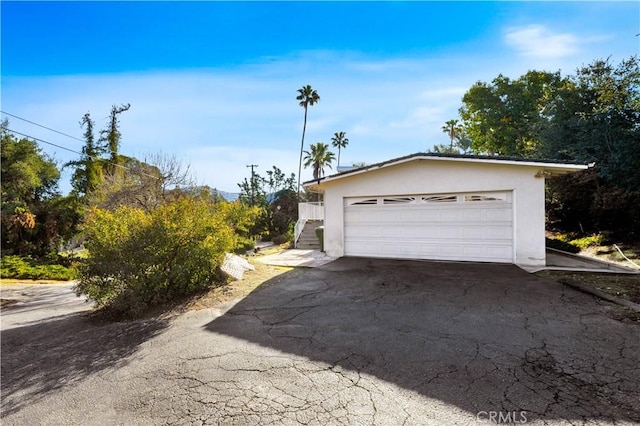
[76,198,253,317]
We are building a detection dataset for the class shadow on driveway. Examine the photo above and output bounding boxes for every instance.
[1,312,168,417]
[204,257,640,423]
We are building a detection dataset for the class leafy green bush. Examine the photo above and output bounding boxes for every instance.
[214,201,261,253]
[234,237,256,254]
[76,198,236,317]
[271,234,289,245]
[0,255,78,280]
[569,234,606,249]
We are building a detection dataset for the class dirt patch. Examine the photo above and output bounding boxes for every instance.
[607,307,640,324]
[580,243,640,269]
[536,271,640,304]
[186,259,292,311]
[536,270,640,323]
[0,299,18,308]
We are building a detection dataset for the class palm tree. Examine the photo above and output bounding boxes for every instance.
[330,131,349,167]
[442,119,461,151]
[303,142,336,180]
[296,85,320,197]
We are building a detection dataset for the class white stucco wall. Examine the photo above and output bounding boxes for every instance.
[316,159,547,267]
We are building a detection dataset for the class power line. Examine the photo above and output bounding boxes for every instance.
[6,128,82,155]
[1,110,122,159]
[1,110,84,143]
[4,128,161,180]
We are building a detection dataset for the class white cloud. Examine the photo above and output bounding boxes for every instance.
[505,25,579,59]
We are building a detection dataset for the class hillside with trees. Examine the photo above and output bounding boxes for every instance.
[447,56,639,242]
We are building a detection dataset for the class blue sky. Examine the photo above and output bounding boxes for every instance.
[2,1,638,194]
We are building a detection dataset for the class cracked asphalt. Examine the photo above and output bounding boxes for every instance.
[2,258,639,425]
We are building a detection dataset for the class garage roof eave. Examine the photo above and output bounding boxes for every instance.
[302,153,591,188]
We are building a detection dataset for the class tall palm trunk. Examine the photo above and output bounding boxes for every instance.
[337,147,341,167]
[297,106,308,199]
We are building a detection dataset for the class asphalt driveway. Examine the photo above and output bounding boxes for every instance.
[2,258,639,425]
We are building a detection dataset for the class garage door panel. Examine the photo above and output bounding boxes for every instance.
[344,240,512,262]
[462,226,512,240]
[348,224,512,241]
[419,209,452,221]
[344,192,513,263]
[484,208,512,221]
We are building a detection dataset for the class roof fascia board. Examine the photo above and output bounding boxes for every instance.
[303,155,589,187]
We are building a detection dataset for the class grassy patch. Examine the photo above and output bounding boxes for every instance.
[569,234,606,250]
[0,256,78,281]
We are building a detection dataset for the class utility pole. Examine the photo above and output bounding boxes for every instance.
[246,164,258,206]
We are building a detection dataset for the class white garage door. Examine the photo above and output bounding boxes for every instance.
[344,191,513,263]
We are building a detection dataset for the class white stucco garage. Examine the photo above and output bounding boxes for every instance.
[303,153,588,268]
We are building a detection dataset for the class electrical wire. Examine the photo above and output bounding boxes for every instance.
[1,110,122,159]
[4,127,161,180]
[1,110,85,143]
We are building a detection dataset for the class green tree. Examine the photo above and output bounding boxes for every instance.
[455,130,472,154]
[1,122,80,256]
[303,142,336,180]
[432,122,472,155]
[460,71,564,156]
[456,56,640,239]
[238,174,268,208]
[330,131,349,167]
[99,103,130,174]
[66,113,104,198]
[1,123,59,251]
[265,166,296,197]
[540,56,640,190]
[430,144,459,154]
[441,119,462,151]
[296,85,320,197]
[1,121,59,205]
[542,57,640,239]
[237,166,298,240]
[264,166,297,238]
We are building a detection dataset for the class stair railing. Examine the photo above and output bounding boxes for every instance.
[295,202,324,248]
[294,218,307,248]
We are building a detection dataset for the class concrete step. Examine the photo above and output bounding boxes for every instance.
[299,233,318,238]
[299,233,319,239]
[297,239,320,244]
[300,228,321,233]
[296,220,324,249]
[297,244,321,250]
[298,239,320,245]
